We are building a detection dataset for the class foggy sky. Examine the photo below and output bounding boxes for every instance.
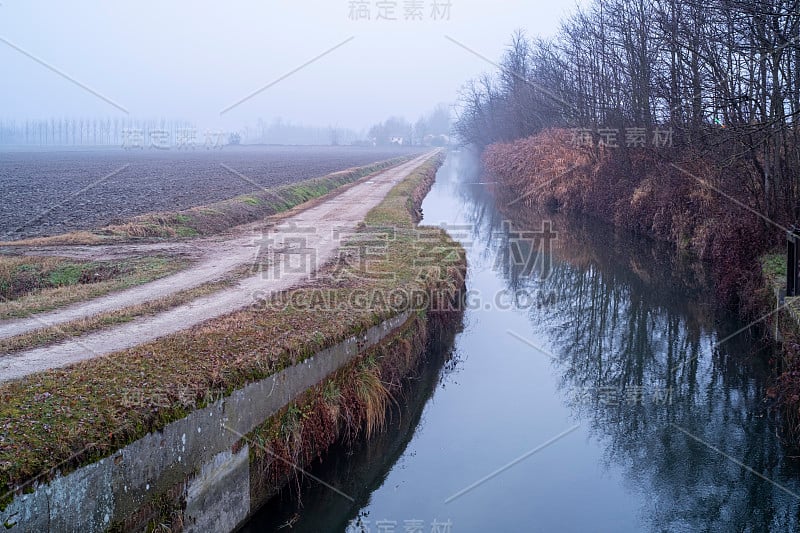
[0,1,580,131]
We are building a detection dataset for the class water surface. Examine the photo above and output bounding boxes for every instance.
[244,150,799,532]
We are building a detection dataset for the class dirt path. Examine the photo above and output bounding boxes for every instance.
[0,151,437,383]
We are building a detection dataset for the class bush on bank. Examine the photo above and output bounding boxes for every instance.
[483,128,779,308]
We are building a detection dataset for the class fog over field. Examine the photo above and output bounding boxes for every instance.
[0,0,574,237]
[0,0,576,133]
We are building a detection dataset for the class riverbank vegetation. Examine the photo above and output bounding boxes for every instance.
[454,1,800,437]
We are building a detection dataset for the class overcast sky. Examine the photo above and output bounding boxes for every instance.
[0,1,580,131]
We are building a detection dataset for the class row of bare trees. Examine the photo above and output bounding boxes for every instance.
[455,0,800,219]
[368,104,452,146]
[248,118,360,146]
[0,118,198,147]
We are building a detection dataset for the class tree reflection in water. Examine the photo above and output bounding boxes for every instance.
[454,149,800,531]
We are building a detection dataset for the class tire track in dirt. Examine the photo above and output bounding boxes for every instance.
[0,151,438,383]
[0,154,431,340]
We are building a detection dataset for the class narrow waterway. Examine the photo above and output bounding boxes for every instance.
[242,150,800,532]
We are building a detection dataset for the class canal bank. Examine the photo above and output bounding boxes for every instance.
[249,150,800,532]
[0,153,467,532]
[481,131,800,446]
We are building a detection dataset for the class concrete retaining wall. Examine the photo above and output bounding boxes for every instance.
[0,311,412,533]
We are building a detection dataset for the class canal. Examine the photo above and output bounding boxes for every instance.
[242,150,800,532]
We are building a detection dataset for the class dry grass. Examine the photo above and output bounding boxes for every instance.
[484,127,774,303]
[246,306,438,508]
[0,270,243,354]
[353,354,395,438]
[0,152,466,509]
[0,256,187,319]
[0,232,105,247]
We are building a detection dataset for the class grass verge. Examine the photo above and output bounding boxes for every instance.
[0,256,188,320]
[0,267,247,354]
[761,253,786,288]
[0,151,464,512]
